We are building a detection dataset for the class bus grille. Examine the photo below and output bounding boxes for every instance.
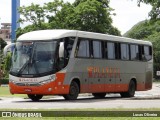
[15,83,40,86]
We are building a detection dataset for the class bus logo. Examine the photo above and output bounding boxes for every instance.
[87,66,120,78]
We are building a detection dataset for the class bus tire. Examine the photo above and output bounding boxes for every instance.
[27,94,43,101]
[63,81,79,100]
[120,80,136,98]
[92,93,106,98]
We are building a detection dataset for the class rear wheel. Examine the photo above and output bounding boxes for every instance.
[120,80,136,98]
[92,93,106,98]
[27,94,43,101]
[63,81,79,100]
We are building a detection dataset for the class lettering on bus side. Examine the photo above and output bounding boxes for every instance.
[87,66,120,78]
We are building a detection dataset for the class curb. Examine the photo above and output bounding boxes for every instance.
[132,95,160,100]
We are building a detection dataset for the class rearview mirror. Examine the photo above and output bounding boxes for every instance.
[3,43,15,57]
[59,42,64,58]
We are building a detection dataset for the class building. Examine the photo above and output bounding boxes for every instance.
[0,23,11,44]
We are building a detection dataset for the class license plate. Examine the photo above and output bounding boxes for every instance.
[24,88,32,92]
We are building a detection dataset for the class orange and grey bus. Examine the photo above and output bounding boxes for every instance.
[4,30,153,101]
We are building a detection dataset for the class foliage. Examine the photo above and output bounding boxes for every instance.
[0,38,7,50]
[16,0,121,37]
[2,52,12,79]
[137,0,160,20]
[18,3,45,28]
[0,78,9,84]
[125,19,160,79]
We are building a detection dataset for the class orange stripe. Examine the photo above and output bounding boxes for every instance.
[81,83,152,93]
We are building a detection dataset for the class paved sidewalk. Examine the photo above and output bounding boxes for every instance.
[134,83,160,99]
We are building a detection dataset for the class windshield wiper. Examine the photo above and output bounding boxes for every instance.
[17,60,29,75]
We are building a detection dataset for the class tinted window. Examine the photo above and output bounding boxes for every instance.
[107,42,115,59]
[77,39,90,57]
[143,46,152,61]
[93,41,102,58]
[131,45,139,60]
[121,43,129,60]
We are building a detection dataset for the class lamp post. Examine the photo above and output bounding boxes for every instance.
[11,0,20,43]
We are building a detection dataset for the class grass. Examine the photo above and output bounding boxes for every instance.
[0,108,160,119]
[0,86,26,98]
[1,116,159,119]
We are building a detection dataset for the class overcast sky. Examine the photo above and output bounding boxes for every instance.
[0,0,152,34]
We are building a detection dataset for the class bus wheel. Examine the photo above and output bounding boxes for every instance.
[120,80,136,98]
[63,81,79,100]
[92,93,106,98]
[27,94,43,101]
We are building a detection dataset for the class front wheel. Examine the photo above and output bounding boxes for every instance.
[120,80,136,98]
[27,94,43,101]
[63,81,79,100]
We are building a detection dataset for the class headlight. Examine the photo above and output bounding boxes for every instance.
[39,80,51,85]
[50,74,57,81]
[10,79,15,84]
[39,74,57,85]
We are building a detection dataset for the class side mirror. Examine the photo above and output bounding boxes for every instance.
[3,43,15,57]
[59,42,64,58]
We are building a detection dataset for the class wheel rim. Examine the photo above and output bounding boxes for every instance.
[70,86,77,96]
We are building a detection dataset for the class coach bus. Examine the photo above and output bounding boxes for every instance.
[4,30,153,101]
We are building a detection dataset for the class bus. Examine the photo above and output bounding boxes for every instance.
[4,29,153,101]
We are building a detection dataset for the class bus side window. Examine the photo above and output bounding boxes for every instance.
[92,40,102,58]
[76,39,90,58]
[120,43,129,60]
[130,44,139,61]
[58,37,74,69]
[107,42,115,59]
[143,46,152,61]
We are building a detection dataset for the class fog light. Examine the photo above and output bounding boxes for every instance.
[48,88,52,91]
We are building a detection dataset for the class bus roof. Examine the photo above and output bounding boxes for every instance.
[17,29,152,46]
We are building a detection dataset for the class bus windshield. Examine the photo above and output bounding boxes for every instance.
[10,41,57,77]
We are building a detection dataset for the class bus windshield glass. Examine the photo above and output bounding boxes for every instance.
[10,41,57,77]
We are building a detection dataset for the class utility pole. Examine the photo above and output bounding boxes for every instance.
[11,0,20,43]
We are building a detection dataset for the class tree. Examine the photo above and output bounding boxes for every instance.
[0,38,7,50]
[69,0,120,35]
[125,19,160,79]
[16,0,121,37]
[137,0,160,20]
[18,3,45,29]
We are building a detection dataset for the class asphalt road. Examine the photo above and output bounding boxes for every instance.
[0,83,160,109]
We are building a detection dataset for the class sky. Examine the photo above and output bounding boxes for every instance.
[0,0,152,34]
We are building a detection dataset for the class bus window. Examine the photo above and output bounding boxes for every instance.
[92,40,102,58]
[58,37,74,69]
[107,42,115,59]
[121,43,129,60]
[77,39,90,58]
[130,44,139,60]
[143,46,152,61]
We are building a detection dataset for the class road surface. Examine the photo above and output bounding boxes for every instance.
[0,83,160,109]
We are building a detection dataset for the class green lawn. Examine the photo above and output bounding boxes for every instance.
[1,118,160,120]
[0,86,26,98]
